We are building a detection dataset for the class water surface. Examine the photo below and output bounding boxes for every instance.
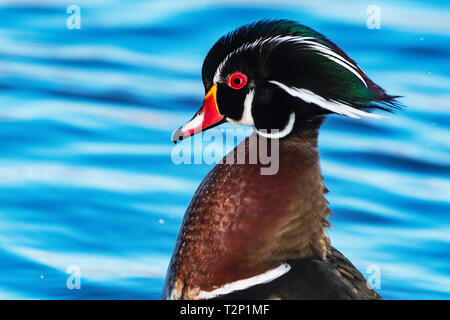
[0,0,449,299]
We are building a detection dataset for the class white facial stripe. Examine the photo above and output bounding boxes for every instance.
[270,81,382,119]
[213,39,264,84]
[298,39,367,87]
[213,35,367,87]
[256,112,296,139]
[267,36,362,75]
[299,40,361,70]
[225,89,254,126]
[196,263,291,299]
[241,89,255,125]
[181,113,203,132]
[317,53,367,87]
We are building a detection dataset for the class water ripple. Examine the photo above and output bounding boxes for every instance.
[0,0,448,299]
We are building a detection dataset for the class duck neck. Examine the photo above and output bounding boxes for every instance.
[225,115,331,264]
[166,116,332,297]
[255,115,332,262]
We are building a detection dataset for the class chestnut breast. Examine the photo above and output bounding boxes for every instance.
[165,134,327,299]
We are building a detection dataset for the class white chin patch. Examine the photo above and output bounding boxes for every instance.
[241,89,255,125]
[226,89,255,126]
[256,112,296,139]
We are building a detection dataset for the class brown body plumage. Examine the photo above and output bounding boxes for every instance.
[164,120,381,299]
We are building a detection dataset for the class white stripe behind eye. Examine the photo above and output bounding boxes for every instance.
[298,39,368,88]
[270,81,382,119]
[316,53,367,87]
[213,35,367,88]
[196,263,291,299]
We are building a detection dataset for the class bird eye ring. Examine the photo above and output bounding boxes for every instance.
[227,72,247,90]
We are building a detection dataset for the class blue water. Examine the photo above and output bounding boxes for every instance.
[0,0,449,299]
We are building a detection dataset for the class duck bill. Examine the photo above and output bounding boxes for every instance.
[172,85,224,143]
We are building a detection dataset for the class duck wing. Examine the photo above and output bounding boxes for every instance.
[214,247,382,300]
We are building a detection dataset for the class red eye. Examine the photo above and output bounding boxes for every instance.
[227,72,247,90]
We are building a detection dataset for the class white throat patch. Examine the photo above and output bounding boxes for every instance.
[226,89,255,126]
[241,89,255,125]
[256,112,296,139]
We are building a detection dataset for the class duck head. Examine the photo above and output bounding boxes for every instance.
[172,19,399,143]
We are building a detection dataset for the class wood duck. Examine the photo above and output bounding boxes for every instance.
[163,20,399,300]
